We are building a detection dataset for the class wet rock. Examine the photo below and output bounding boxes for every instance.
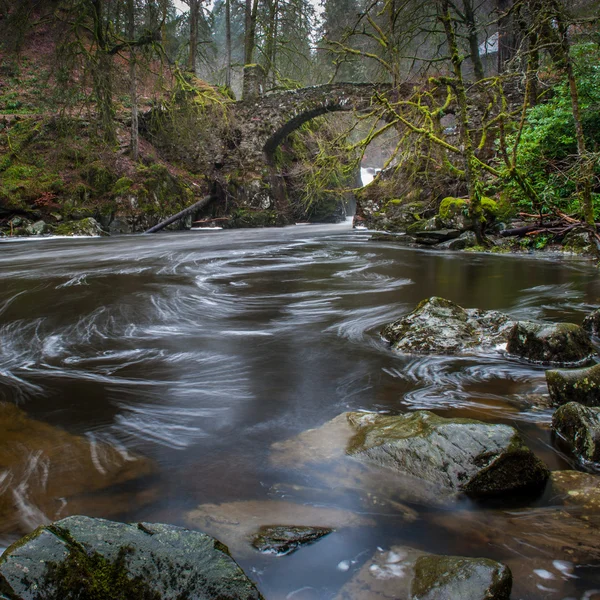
[370,232,417,245]
[506,321,594,366]
[185,500,374,558]
[546,363,600,406]
[407,217,442,235]
[550,470,600,511]
[0,402,155,538]
[583,308,600,336]
[414,229,462,245]
[252,525,332,555]
[562,226,600,257]
[381,297,515,355]
[552,402,600,462]
[437,230,477,250]
[335,546,511,600]
[346,411,549,497]
[25,220,47,235]
[0,515,263,599]
[109,216,135,235]
[54,217,107,237]
[412,555,512,600]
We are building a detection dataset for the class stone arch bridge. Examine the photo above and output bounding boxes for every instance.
[228,82,406,170]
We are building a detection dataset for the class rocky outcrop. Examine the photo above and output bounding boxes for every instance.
[506,321,594,366]
[336,546,512,600]
[552,402,600,462]
[54,217,106,237]
[251,525,332,555]
[546,363,600,406]
[381,297,515,355]
[0,515,263,599]
[346,411,549,497]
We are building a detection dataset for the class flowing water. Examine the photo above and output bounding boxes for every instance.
[1,222,600,599]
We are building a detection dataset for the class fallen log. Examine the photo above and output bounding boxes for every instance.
[500,221,563,237]
[145,195,215,234]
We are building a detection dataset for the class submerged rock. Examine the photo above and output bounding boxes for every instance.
[583,308,600,336]
[346,411,549,497]
[381,297,514,355]
[185,500,373,558]
[546,363,600,406]
[506,321,594,366]
[0,515,263,599]
[0,402,155,538]
[550,470,600,511]
[335,546,511,600]
[552,402,600,462]
[252,525,332,555]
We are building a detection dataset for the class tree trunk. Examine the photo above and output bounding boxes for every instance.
[127,0,138,160]
[462,0,485,81]
[439,0,486,244]
[188,0,199,73]
[244,0,259,65]
[145,195,216,233]
[225,0,232,87]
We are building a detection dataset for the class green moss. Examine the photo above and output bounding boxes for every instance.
[112,177,134,196]
[39,531,161,600]
[229,209,277,228]
[481,196,499,217]
[438,197,467,220]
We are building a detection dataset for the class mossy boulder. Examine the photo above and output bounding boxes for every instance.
[0,515,263,600]
[437,196,498,231]
[346,411,549,497]
[381,297,515,355]
[552,402,600,463]
[546,363,600,406]
[227,209,278,228]
[336,546,511,600]
[506,321,594,366]
[583,308,600,337]
[562,226,600,257]
[54,217,106,237]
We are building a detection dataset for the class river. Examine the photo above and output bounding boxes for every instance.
[1,222,599,599]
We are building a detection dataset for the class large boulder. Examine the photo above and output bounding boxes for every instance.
[335,546,511,600]
[0,515,263,599]
[583,308,600,337]
[552,402,600,462]
[546,363,600,406]
[54,217,107,237]
[346,411,549,497]
[506,321,594,366]
[381,297,515,355]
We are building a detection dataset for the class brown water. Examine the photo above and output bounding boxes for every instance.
[1,222,600,599]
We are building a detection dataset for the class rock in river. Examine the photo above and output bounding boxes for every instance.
[583,308,600,336]
[381,297,515,355]
[252,525,332,555]
[552,402,600,462]
[546,362,600,406]
[335,546,511,600]
[506,321,594,366]
[346,411,549,497]
[0,515,263,599]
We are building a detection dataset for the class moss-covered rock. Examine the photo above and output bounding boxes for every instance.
[546,363,600,406]
[506,321,594,366]
[562,226,600,257]
[227,208,278,228]
[437,196,498,231]
[54,217,106,237]
[346,411,549,497]
[381,297,515,355]
[0,516,263,600]
[552,402,600,463]
[335,546,511,600]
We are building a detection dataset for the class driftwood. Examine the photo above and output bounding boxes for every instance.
[145,195,215,234]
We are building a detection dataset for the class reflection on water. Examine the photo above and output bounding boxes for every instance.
[1,223,600,598]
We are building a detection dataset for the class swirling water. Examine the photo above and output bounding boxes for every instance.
[1,222,600,599]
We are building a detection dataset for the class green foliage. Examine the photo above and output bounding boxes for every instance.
[502,43,600,218]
